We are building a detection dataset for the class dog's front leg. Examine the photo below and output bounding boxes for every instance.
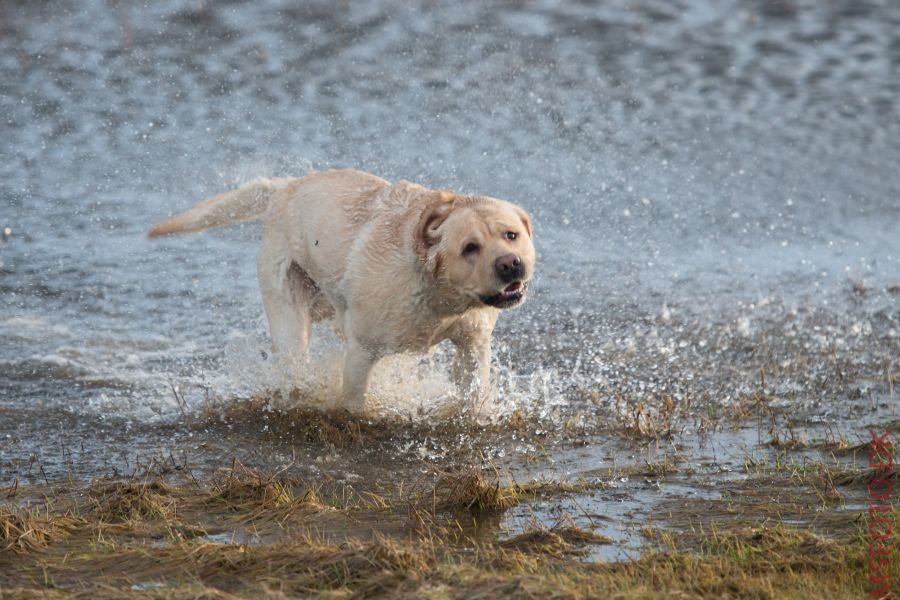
[451,336,492,414]
[342,336,377,415]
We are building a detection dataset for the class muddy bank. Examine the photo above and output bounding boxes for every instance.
[1,433,896,598]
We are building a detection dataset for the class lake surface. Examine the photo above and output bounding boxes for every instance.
[1,0,898,485]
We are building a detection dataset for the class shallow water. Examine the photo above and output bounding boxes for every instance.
[1,0,898,527]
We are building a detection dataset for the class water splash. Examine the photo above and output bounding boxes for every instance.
[210,324,571,424]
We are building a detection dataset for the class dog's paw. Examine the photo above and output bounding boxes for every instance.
[342,394,375,419]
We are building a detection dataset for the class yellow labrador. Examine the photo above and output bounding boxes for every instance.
[148,169,535,414]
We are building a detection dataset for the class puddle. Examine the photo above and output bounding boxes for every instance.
[198,531,264,546]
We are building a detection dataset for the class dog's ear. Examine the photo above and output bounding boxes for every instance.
[414,192,455,261]
[516,207,533,237]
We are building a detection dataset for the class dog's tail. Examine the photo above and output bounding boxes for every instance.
[147,178,288,238]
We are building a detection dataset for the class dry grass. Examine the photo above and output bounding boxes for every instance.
[214,400,464,449]
[199,462,335,530]
[812,439,873,456]
[615,394,680,441]
[209,462,299,509]
[0,485,894,599]
[829,466,898,488]
[428,469,521,514]
[500,523,614,558]
[88,480,178,523]
[205,398,547,457]
[1,454,896,599]
[0,507,83,554]
[652,467,863,542]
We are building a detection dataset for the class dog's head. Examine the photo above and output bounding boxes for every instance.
[415,193,535,310]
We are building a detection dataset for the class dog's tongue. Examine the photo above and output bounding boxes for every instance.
[504,282,522,293]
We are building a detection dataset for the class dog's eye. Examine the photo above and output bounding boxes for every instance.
[462,242,480,256]
[504,231,518,241]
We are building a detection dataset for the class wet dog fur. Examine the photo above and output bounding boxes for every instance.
[148,169,535,414]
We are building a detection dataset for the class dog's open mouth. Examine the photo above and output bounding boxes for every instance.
[480,281,528,308]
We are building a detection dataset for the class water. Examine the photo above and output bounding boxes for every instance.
[1,2,898,476]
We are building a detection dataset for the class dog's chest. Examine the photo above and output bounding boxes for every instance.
[385,311,461,353]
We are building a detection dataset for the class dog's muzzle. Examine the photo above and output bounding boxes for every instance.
[480,281,528,308]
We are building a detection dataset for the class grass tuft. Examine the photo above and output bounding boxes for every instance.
[207,461,323,515]
[430,469,521,514]
[0,507,82,554]
[830,466,897,487]
[88,480,177,523]
[500,524,614,558]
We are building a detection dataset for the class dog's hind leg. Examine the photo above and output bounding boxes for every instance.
[285,262,332,354]
[257,236,310,362]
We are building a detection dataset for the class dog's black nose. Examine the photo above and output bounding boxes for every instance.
[495,254,523,282]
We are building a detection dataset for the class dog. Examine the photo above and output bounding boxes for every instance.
[148,169,535,414]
